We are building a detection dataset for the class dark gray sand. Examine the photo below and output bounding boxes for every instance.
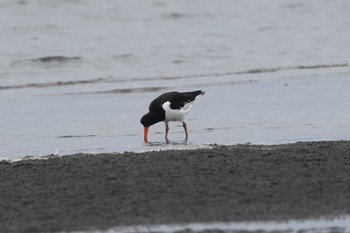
[1,141,350,232]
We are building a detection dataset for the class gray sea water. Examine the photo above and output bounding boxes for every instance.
[1,0,350,160]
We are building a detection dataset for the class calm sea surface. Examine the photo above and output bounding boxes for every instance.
[1,0,350,160]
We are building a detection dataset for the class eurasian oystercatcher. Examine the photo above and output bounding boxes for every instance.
[140,90,205,143]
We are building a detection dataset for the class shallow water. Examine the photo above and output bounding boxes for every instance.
[79,216,350,233]
[1,0,350,159]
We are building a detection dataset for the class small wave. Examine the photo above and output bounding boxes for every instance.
[163,12,189,19]
[113,53,134,59]
[113,53,138,63]
[1,153,61,163]
[65,86,167,95]
[204,126,240,132]
[193,63,349,77]
[190,80,257,88]
[141,141,212,153]
[146,141,189,146]
[3,63,346,92]
[294,63,348,69]
[0,78,110,91]
[122,133,138,137]
[126,63,349,82]
[58,135,98,139]
[63,80,256,96]
[162,12,212,20]
[13,62,341,91]
[13,55,82,64]
[91,215,350,233]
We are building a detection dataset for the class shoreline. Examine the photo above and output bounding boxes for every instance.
[1,141,350,232]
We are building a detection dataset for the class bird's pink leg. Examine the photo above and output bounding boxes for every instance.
[183,122,188,140]
[165,123,169,143]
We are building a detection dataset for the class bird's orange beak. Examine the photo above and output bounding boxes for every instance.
[143,127,149,143]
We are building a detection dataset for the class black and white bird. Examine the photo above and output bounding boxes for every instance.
[140,90,205,143]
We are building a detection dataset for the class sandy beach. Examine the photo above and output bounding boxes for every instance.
[1,140,350,232]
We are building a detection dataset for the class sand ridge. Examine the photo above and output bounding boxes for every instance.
[1,141,350,232]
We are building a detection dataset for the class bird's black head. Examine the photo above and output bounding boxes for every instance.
[140,112,162,127]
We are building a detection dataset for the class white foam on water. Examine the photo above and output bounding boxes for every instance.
[72,215,350,233]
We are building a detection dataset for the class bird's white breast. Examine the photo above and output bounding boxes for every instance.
[162,101,193,122]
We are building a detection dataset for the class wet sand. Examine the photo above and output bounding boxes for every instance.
[1,141,350,232]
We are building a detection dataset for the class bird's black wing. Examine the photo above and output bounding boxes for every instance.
[169,90,204,109]
[149,90,204,111]
[148,92,176,113]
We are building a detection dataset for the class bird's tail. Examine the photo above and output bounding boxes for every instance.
[180,90,205,104]
[197,90,205,96]
[184,90,205,97]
